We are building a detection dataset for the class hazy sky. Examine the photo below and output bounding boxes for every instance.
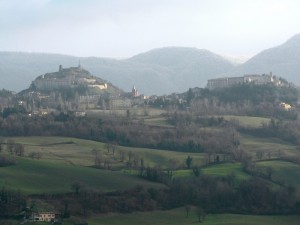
[1,0,300,58]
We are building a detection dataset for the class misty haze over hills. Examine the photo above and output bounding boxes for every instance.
[0,49,234,95]
[1,34,300,95]
[232,34,300,82]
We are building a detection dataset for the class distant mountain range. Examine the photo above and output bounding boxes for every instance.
[0,48,234,95]
[1,33,300,95]
[232,34,300,83]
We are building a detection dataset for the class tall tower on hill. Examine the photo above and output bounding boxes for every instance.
[132,85,139,97]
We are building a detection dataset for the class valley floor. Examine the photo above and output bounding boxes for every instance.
[21,208,300,225]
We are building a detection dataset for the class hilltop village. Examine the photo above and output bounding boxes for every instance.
[33,65,108,91]
[15,65,152,116]
[207,73,285,89]
[0,66,294,117]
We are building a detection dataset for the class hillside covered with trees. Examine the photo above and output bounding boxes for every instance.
[1,82,300,224]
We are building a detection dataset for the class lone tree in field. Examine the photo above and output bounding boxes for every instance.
[91,148,103,168]
[7,139,15,154]
[71,181,83,195]
[186,155,193,169]
[118,149,126,162]
[0,138,4,152]
[127,151,134,162]
[14,143,25,156]
[195,206,206,223]
[29,151,42,159]
[192,166,201,177]
[105,143,111,154]
[265,166,274,180]
[185,205,191,218]
[167,158,179,178]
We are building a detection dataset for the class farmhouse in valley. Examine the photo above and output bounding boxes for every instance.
[32,211,56,222]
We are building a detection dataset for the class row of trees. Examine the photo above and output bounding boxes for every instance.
[148,84,298,119]
[240,118,300,147]
[1,162,298,220]
[181,84,298,119]
[0,188,26,218]
[0,113,241,155]
[6,140,25,157]
[26,173,300,219]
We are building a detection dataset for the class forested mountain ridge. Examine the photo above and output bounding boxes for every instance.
[0,48,235,95]
[232,33,300,83]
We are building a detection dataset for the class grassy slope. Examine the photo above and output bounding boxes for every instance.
[2,117,300,223]
[0,157,163,194]
[223,115,270,128]
[257,160,300,188]
[14,213,300,225]
[144,117,174,128]
[13,136,102,166]
[3,134,298,195]
[240,134,299,157]
[12,136,205,168]
[160,114,270,129]
[65,208,300,225]
[202,163,250,180]
[174,163,250,181]
[0,136,205,194]
[87,108,165,118]
[232,115,299,158]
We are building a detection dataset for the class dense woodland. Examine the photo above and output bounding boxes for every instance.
[1,83,300,222]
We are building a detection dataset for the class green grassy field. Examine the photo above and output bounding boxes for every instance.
[174,163,250,181]
[240,134,299,158]
[223,115,271,128]
[2,135,298,195]
[61,208,300,225]
[0,136,206,194]
[257,160,300,188]
[86,108,166,118]
[11,136,102,166]
[0,156,164,194]
[144,117,174,127]
[11,136,204,169]
[202,163,250,180]
[2,133,300,224]
[143,114,270,129]
[7,208,300,225]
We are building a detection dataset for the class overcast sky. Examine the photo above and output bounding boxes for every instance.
[1,0,300,58]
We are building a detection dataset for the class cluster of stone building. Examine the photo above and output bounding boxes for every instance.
[32,65,107,91]
[206,73,283,90]
[31,211,56,222]
[22,65,151,113]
